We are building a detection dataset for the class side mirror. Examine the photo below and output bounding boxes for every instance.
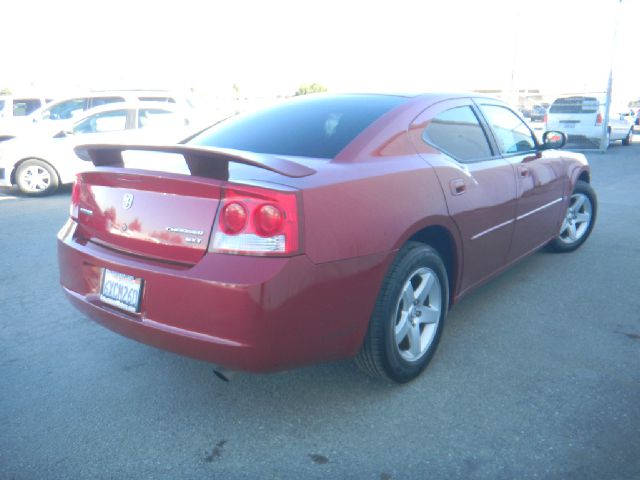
[541,130,566,150]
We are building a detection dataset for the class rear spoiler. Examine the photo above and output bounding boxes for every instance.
[74,144,316,179]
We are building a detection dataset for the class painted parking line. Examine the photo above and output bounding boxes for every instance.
[0,194,18,201]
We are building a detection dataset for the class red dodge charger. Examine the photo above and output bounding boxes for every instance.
[57,93,597,382]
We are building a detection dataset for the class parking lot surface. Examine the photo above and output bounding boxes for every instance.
[1,144,639,479]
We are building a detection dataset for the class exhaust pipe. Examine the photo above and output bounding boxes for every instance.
[213,367,235,382]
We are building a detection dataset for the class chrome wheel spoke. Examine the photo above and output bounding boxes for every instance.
[575,212,590,225]
[395,311,411,341]
[567,223,578,240]
[408,326,422,357]
[572,195,585,212]
[401,283,415,308]
[414,271,435,304]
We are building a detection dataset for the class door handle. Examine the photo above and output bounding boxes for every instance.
[450,179,466,195]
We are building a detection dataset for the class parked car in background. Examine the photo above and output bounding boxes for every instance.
[57,92,597,383]
[0,102,191,195]
[545,96,633,147]
[529,104,547,122]
[0,95,52,124]
[0,90,191,142]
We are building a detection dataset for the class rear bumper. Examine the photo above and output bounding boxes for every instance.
[58,219,393,372]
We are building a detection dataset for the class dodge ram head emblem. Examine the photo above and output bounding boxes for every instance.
[122,193,134,210]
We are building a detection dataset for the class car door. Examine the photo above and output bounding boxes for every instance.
[410,98,518,294]
[476,102,566,262]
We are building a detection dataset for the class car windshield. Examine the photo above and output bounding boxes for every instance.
[189,94,407,158]
[549,97,599,114]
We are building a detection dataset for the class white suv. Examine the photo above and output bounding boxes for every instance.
[0,90,190,142]
[0,96,51,123]
[545,96,634,148]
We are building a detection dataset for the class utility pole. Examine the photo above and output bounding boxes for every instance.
[601,0,623,152]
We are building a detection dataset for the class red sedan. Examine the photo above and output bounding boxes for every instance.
[57,93,597,383]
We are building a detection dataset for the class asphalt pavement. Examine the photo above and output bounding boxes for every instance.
[1,144,639,480]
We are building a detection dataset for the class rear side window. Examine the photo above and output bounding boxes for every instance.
[90,96,125,108]
[73,109,129,134]
[138,108,183,128]
[139,96,175,103]
[480,105,536,154]
[549,97,599,114]
[190,95,406,158]
[423,106,492,162]
[13,99,42,116]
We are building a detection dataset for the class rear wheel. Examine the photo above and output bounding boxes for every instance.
[15,159,59,196]
[355,242,449,383]
[548,181,597,252]
[622,128,633,146]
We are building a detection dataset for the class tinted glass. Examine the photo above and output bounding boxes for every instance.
[138,108,182,129]
[190,94,407,158]
[139,96,175,103]
[13,99,41,116]
[423,106,492,162]
[47,99,85,120]
[481,105,536,154]
[73,109,128,134]
[549,97,599,114]
[91,96,125,108]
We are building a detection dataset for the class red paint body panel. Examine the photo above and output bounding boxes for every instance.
[58,219,393,371]
[58,92,592,372]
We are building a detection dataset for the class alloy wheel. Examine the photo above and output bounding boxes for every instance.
[558,192,592,245]
[394,267,442,362]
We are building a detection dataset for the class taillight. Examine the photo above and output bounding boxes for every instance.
[210,185,300,256]
[595,113,603,126]
[221,202,248,234]
[70,174,81,218]
[543,113,548,125]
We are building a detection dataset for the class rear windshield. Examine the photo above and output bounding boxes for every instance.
[549,97,599,114]
[189,94,406,158]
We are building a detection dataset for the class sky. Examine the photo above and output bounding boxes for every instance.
[1,0,637,102]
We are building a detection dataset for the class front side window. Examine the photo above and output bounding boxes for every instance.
[480,105,536,154]
[73,109,128,134]
[423,106,492,162]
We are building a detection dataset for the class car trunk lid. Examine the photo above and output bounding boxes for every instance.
[71,144,316,264]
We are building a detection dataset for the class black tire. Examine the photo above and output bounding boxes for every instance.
[622,128,633,146]
[355,242,449,383]
[15,159,59,196]
[547,180,597,253]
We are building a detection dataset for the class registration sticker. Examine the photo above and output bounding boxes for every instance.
[100,269,143,313]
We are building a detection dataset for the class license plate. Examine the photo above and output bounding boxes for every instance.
[100,269,143,313]
[560,122,576,128]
